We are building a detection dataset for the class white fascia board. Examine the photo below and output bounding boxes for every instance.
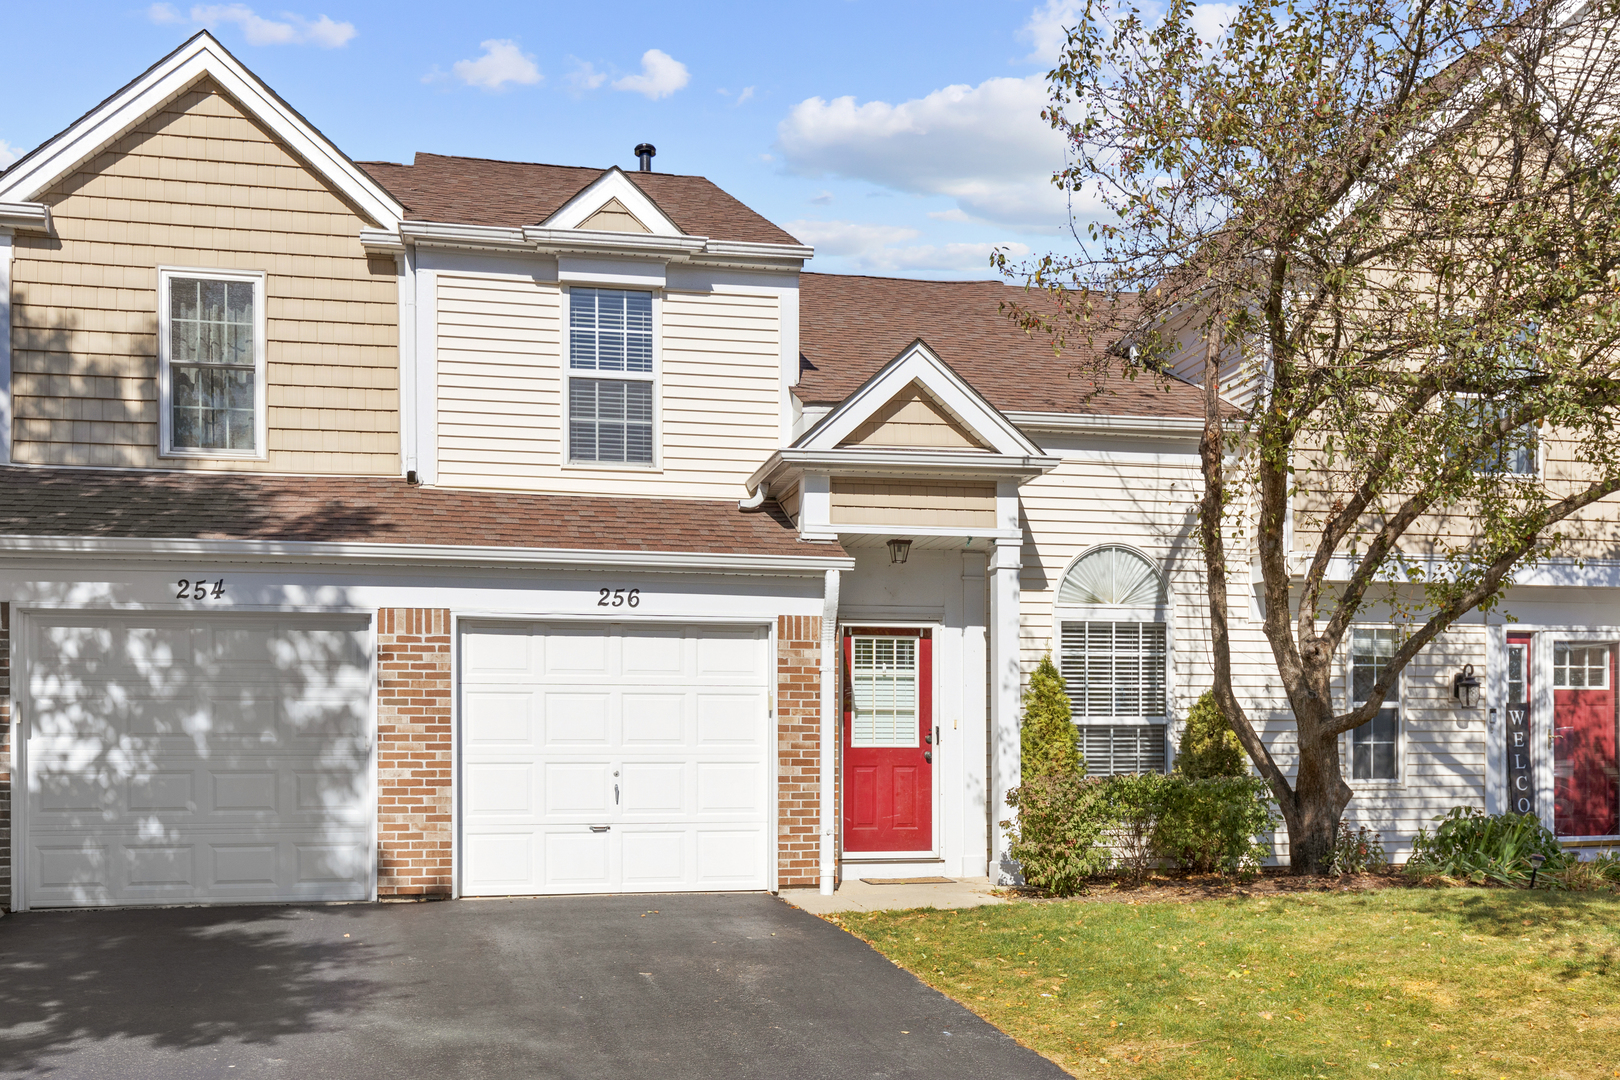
[1003,411,1205,437]
[701,240,815,261]
[797,341,1045,458]
[525,227,707,258]
[542,167,683,234]
[359,227,405,254]
[750,448,1060,489]
[833,524,1022,541]
[398,221,529,251]
[0,33,403,228]
[0,203,49,233]
[0,534,854,575]
[1294,553,1620,590]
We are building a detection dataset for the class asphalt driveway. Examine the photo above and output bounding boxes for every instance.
[0,893,1066,1079]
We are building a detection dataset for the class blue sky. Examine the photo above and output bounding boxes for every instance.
[0,1,1109,279]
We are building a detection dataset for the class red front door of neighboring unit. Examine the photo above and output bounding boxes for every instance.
[843,629,933,853]
[1553,642,1620,837]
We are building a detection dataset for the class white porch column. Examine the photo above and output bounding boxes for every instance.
[819,567,841,895]
[989,535,1023,884]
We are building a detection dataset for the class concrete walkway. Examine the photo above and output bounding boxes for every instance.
[780,876,1006,914]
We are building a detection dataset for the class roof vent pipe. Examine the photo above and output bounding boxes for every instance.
[634,143,656,172]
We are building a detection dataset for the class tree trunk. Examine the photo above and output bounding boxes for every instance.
[1281,724,1352,874]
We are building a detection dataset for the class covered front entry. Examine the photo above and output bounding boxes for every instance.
[459,621,772,895]
[842,628,935,855]
[22,611,374,908]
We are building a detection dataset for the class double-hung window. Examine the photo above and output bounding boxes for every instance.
[568,287,655,465]
[1055,546,1170,775]
[159,269,266,457]
[1349,628,1401,781]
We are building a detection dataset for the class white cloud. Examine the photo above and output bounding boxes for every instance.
[185,5,356,48]
[613,49,690,100]
[1189,2,1241,46]
[452,39,542,91]
[784,218,1029,275]
[147,2,183,23]
[0,139,21,169]
[566,59,606,92]
[777,74,1085,230]
[1020,0,1084,65]
[734,86,755,106]
[809,190,834,206]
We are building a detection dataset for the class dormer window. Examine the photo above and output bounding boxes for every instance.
[567,287,656,465]
[158,268,267,459]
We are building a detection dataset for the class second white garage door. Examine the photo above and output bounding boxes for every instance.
[460,621,771,895]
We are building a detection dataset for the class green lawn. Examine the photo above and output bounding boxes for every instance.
[831,889,1620,1079]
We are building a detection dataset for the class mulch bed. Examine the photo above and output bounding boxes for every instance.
[1000,867,1424,904]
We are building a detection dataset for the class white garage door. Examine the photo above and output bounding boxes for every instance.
[461,622,770,895]
[24,612,373,908]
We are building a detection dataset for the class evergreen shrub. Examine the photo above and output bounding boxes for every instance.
[1176,690,1248,778]
[1020,653,1082,785]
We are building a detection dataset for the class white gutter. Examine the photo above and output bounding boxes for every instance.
[373,223,812,265]
[819,566,841,895]
[0,534,854,575]
[1002,411,1205,436]
[0,202,49,233]
[750,448,1060,489]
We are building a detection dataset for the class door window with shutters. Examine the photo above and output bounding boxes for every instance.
[1054,546,1169,775]
[850,636,919,748]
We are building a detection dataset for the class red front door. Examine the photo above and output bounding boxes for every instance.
[843,629,933,853]
[1553,642,1620,837]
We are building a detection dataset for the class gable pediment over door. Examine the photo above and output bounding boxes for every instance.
[837,380,995,451]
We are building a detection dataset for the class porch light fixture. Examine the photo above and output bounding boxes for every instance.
[1452,664,1482,709]
[887,537,912,565]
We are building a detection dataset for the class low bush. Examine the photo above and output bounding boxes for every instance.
[1002,773,1113,896]
[1406,807,1573,886]
[1004,771,1278,894]
[1153,775,1278,875]
[1329,821,1389,876]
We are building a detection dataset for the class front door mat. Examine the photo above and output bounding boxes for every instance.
[858,876,956,885]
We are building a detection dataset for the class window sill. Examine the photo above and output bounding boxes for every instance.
[562,460,663,473]
[159,448,268,462]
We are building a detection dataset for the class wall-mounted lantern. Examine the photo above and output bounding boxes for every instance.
[1452,664,1482,709]
[887,537,912,565]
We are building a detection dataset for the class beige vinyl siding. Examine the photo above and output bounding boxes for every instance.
[839,382,991,450]
[1014,448,1486,860]
[830,478,995,527]
[435,278,782,498]
[8,78,399,473]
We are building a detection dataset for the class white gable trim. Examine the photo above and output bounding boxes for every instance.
[0,32,404,229]
[795,339,1045,458]
[542,168,683,236]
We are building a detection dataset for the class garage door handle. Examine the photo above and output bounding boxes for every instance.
[590,825,611,833]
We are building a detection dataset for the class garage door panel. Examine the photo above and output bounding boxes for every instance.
[621,694,685,744]
[25,614,373,907]
[465,691,533,744]
[543,693,611,744]
[462,621,768,896]
[467,763,534,814]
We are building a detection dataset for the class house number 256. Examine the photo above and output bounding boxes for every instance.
[176,578,226,600]
[597,588,640,608]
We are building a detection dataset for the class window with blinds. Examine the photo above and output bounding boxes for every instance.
[1059,621,1168,776]
[849,636,919,748]
[568,287,656,464]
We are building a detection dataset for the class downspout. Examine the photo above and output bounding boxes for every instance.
[738,480,769,511]
[819,566,841,895]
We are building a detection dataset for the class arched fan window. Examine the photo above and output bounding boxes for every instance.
[1055,546,1169,777]
[1057,545,1166,608]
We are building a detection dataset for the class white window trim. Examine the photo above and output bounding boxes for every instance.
[560,284,663,472]
[1341,626,1407,789]
[1454,392,1542,479]
[1053,543,1174,733]
[157,266,269,461]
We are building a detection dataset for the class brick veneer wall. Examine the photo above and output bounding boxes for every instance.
[376,608,453,897]
[777,615,823,888]
[1,603,10,909]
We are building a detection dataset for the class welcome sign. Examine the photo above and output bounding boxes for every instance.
[1505,703,1535,815]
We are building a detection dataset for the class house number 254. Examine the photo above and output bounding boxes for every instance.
[176,578,226,600]
[597,588,640,608]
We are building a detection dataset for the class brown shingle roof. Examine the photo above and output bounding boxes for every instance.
[0,467,839,559]
[357,153,800,246]
[797,273,1205,418]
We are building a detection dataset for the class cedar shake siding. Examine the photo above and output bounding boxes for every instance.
[9,78,399,473]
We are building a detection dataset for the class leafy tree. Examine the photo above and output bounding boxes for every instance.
[1021,653,1084,783]
[1176,690,1248,779]
[1001,0,1620,871]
